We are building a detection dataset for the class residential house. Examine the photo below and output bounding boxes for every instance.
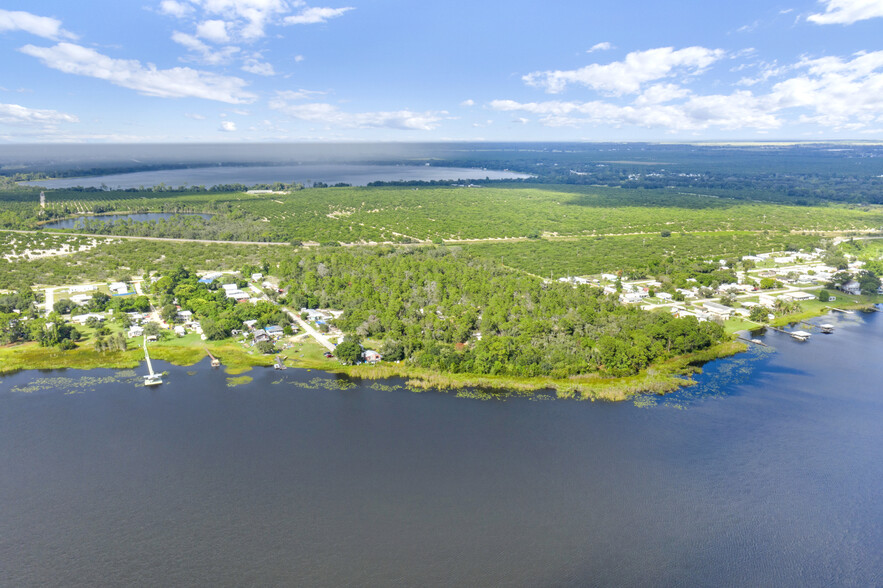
[362,349,382,363]
[108,282,128,295]
[840,280,861,295]
[702,301,734,318]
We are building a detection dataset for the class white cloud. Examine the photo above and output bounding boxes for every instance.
[523,46,725,95]
[196,19,230,43]
[493,49,883,133]
[768,51,883,128]
[220,120,237,131]
[807,0,883,24]
[0,9,77,40]
[185,112,207,119]
[171,31,240,64]
[275,88,327,99]
[159,0,194,17]
[269,94,445,130]
[20,42,256,104]
[284,6,354,25]
[587,42,612,53]
[293,54,305,62]
[242,58,275,75]
[461,99,475,107]
[490,94,780,131]
[0,102,78,125]
[633,83,690,106]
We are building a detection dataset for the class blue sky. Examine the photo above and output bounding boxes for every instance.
[1,0,883,142]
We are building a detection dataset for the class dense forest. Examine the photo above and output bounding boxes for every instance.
[276,246,725,378]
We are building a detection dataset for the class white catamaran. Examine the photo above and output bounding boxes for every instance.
[143,336,162,386]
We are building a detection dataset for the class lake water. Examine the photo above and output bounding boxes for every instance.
[22,164,531,190]
[1,311,881,586]
[42,212,213,230]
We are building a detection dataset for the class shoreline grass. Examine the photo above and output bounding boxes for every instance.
[1,334,745,402]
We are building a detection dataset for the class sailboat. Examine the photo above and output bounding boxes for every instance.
[143,335,162,386]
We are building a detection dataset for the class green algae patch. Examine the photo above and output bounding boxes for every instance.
[226,375,253,387]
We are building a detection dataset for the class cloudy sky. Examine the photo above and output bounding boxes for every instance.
[1,0,883,142]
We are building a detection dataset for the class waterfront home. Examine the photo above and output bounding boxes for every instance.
[127,326,144,338]
[176,310,193,321]
[758,294,777,307]
[253,329,270,343]
[840,280,861,296]
[702,301,734,318]
[362,350,382,363]
[265,325,284,339]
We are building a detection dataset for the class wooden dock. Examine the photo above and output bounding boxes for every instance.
[206,349,221,367]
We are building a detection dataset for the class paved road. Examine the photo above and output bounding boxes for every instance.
[283,308,336,352]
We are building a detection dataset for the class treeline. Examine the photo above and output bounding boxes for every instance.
[277,246,726,378]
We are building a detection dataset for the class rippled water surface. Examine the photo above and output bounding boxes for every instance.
[1,311,881,587]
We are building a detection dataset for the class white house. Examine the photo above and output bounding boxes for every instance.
[174,325,186,337]
[127,326,144,338]
[841,280,861,295]
[108,282,128,295]
[70,294,93,306]
[68,284,97,294]
[251,273,263,282]
[702,301,734,318]
[657,292,673,301]
[362,349,382,363]
[71,312,105,325]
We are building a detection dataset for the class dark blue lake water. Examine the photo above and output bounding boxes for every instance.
[22,164,530,190]
[1,311,881,587]
[42,212,213,230]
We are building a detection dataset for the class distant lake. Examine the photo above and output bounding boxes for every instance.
[1,310,881,586]
[22,164,531,190]
[42,212,213,230]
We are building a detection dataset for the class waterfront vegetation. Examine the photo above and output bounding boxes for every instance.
[2,145,883,399]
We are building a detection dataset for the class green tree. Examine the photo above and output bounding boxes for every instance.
[335,340,362,365]
[749,305,770,322]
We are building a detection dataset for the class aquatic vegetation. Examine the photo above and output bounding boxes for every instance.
[10,372,141,394]
[226,375,253,387]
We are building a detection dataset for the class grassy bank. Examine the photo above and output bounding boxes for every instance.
[0,335,747,401]
[275,339,747,401]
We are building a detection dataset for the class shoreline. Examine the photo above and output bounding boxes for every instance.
[0,338,746,402]
[2,304,876,401]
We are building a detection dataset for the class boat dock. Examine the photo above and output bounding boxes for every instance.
[790,330,812,342]
[206,349,221,367]
[143,337,162,386]
[274,355,287,370]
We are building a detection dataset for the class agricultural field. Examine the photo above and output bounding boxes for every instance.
[11,184,883,244]
[462,232,824,278]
